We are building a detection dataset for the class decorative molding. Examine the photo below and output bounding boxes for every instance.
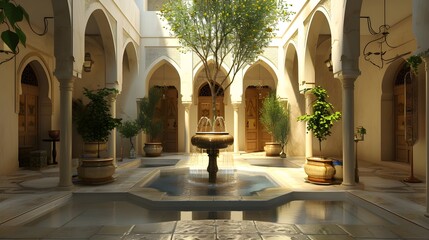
[321,0,331,18]
[261,47,278,69]
[145,47,180,70]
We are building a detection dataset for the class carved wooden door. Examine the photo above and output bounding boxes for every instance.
[19,84,39,165]
[245,87,271,152]
[197,83,225,127]
[394,84,412,163]
[161,87,178,152]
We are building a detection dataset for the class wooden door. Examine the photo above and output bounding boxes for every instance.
[198,96,224,120]
[197,83,225,129]
[394,84,411,163]
[161,87,178,152]
[19,84,39,165]
[245,87,271,152]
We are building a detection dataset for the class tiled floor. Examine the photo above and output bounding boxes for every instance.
[0,152,428,239]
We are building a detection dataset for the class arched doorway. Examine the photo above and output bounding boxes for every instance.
[394,64,415,163]
[198,83,224,121]
[245,86,271,152]
[19,65,39,167]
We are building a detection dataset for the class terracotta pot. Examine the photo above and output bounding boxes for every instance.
[264,142,281,156]
[77,158,115,184]
[304,157,335,183]
[143,142,163,157]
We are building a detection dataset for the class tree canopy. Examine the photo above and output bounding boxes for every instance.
[160,0,292,122]
[297,86,341,152]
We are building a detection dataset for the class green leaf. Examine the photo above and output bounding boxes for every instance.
[0,12,5,23]
[14,27,25,46]
[18,5,29,23]
[1,30,19,53]
[3,1,23,26]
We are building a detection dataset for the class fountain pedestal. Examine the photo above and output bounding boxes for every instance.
[191,132,234,183]
[207,149,219,183]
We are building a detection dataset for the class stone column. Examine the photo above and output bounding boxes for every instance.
[58,77,74,188]
[304,90,313,158]
[108,92,118,166]
[232,102,240,153]
[339,76,356,186]
[183,101,192,153]
[423,56,429,217]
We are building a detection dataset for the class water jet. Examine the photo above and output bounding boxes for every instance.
[191,117,234,183]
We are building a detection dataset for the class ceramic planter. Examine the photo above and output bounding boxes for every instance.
[264,142,281,156]
[304,157,335,184]
[77,158,115,184]
[143,142,163,157]
[83,142,107,158]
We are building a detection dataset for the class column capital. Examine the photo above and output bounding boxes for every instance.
[182,101,192,110]
[58,76,76,92]
[334,70,361,81]
[231,101,241,110]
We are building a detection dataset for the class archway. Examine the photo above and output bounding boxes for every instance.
[284,42,305,156]
[148,63,180,152]
[305,10,342,157]
[73,9,117,158]
[18,61,51,167]
[393,63,415,163]
[198,83,224,121]
[243,63,275,152]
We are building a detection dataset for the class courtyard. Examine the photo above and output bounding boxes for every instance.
[0,153,428,239]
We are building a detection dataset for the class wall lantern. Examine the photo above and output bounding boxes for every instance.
[83,52,94,72]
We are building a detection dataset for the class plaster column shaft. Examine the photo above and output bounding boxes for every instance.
[183,102,192,153]
[232,103,240,153]
[58,78,74,188]
[423,56,429,216]
[108,94,117,166]
[340,77,356,186]
[304,91,313,158]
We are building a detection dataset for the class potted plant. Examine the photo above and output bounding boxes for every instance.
[118,119,141,159]
[72,87,121,184]
[298,86,341,183]
[260,93,290,158]
[137,87,164,157]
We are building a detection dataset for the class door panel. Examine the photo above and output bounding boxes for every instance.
[245,87,271,152]
[162,87,178,152]
[198,96,224,122]
[394,85,411,163]
[19,84,39,166]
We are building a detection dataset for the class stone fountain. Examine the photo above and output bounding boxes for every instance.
[191,117,234,183]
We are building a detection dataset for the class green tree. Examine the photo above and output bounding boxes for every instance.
[160,0,292,129]
[118,119,141,150]
[297,86,341,152]
[73,88,122,158]
[137,87,163,142]
[260,92,290,157]
[0,0,28,63]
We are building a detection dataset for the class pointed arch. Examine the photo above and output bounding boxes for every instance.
[145,57,181,95]
[84,7,117,85]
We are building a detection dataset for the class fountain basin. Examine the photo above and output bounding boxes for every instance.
[141,168,278,196]
[191,132,234,149]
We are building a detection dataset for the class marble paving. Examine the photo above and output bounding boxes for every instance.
[0,153,428,239]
